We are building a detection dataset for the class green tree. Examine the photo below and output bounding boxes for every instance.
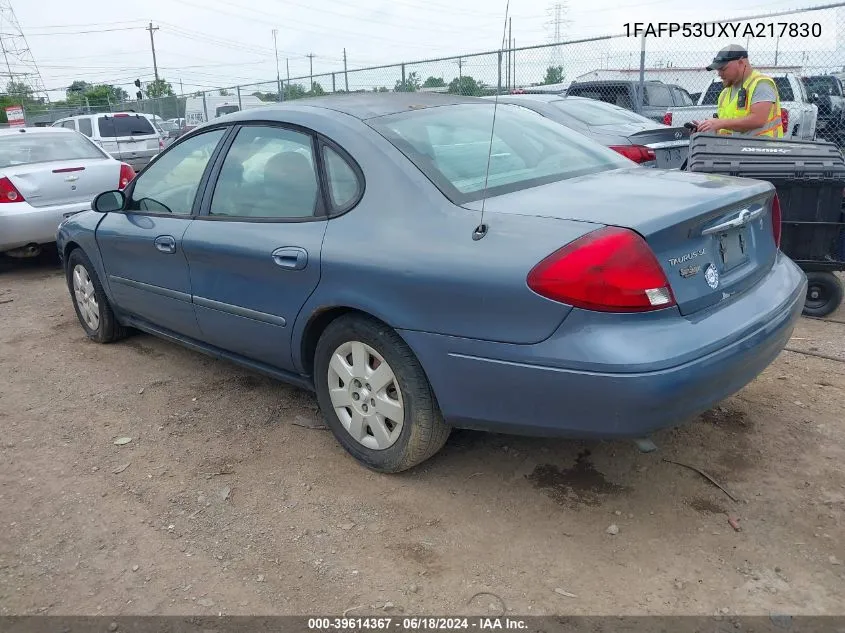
[543,65,565,85]
[283,83,307,101]
[67,80,93,95]
[448,75,482,96]
[422,76,446,88]
[309,82,325,96]
[145,79,174,98]
[394,71,421,93]
[219,88,231,96]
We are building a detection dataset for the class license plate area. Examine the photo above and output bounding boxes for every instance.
[716,227,750,272]
[655,147,687,169]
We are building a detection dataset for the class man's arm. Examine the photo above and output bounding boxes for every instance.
[696,80,777,133]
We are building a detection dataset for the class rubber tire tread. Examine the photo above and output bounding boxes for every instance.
[803,271,844,318]
[313,314,450,473]
[66,248,126,344]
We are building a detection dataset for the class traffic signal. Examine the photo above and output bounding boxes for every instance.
[134,79,141,88]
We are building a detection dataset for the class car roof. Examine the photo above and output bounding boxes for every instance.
[228,92,487,121]
[0,126,78,136]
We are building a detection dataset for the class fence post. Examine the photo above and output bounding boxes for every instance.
[202,91,209,122]
[237,85,242,110]
[637,34,646,113]
[332,72,336,92]
[401,63,406,87]
[497,51,502,94]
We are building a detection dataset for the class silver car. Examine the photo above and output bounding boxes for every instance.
[0,127,135,258]
[51,112,163,171]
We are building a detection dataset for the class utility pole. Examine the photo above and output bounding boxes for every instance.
[147,22,160,82]
[508,18,512,91]
[272,29,282,101]
[343,48,349,92]
[307,53,315,92]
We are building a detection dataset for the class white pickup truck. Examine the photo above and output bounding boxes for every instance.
[663,73,818,140]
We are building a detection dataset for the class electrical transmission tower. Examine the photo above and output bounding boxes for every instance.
[0,0,49,102]
[544,2,571,69]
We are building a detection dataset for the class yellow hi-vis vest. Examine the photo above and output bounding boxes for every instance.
[716,70,784,138]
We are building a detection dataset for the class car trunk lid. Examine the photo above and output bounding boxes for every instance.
[5,158,119,208]
[464,167,779,316]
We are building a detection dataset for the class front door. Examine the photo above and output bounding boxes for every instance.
[183,124,331,371]
[96,128,228,338]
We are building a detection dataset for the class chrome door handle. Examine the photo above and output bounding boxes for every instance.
[272,247,308,270]
[154,235,176,254]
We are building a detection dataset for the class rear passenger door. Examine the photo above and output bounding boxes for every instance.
[183,123,354,371]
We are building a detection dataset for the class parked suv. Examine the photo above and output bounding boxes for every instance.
[51,112,163,171]
[565,80,695,123]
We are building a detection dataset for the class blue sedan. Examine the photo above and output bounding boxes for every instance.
[57,93,807,473]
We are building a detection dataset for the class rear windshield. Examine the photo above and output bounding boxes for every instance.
[567,84,634,110]
[368,103,631,204]
[553,98,653,126]
[0,132,105,168]
[97,114,156,138]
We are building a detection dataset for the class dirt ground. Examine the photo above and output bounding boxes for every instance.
[1,252,843,617]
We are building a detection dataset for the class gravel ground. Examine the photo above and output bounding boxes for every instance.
[0,253,843,616]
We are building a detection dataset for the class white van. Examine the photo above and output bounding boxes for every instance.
[184,94,267,128]
[51,112,163,171]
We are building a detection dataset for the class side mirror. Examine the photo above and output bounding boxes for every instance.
[93,190,126,213]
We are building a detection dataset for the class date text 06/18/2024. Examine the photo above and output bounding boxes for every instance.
[624,22,822,38]
[307,618,529,631]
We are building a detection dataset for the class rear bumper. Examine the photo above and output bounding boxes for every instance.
[107,149,158,171]
[400,253,807,438]
[0,201,92,252]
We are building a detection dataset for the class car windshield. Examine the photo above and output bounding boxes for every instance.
[97,114,156,137]
[368,103,631,203]
[0,132,105,168]
[553,98,654,126]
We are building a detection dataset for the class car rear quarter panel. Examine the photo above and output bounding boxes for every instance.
[275,107,603,373]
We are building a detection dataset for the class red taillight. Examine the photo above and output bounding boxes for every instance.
[159,138,164,149]
[114,113,129,118]
[771,193,782,249]
[781,109,789,134]
[527,226,676,313]
[0,176,24,203]
[663,112,673,125]
[118,163,136,190]
[609,144,656,164]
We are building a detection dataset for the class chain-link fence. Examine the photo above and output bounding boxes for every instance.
[8,2,845,145]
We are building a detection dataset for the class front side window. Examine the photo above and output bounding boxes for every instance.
[210,126,319,219]
[127,129,225,215]
[369,103,630,204]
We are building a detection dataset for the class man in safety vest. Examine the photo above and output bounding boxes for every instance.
[693,44,784,138]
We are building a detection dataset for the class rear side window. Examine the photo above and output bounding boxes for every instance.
[61,121,76,130]
[701,82,724,105]
[773,77,794,101]
[78,118,93,137]
[97,115,156,138]
[323,145,361,210]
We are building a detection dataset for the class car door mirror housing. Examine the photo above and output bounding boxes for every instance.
[93,190,126,213]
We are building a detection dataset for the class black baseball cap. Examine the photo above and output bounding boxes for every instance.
[706,44,748,71]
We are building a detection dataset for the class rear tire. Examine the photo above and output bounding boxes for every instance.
[313,314,450,473]
[802,271,844,318]
[66,248,126,343]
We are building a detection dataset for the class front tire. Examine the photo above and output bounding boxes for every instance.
[66,248,126,343]
[803,271,844,318]
[313,315,450,473]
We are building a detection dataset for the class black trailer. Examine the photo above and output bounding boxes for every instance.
[686,134,845,317]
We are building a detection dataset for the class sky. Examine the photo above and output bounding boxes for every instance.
[2,0,844,102]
